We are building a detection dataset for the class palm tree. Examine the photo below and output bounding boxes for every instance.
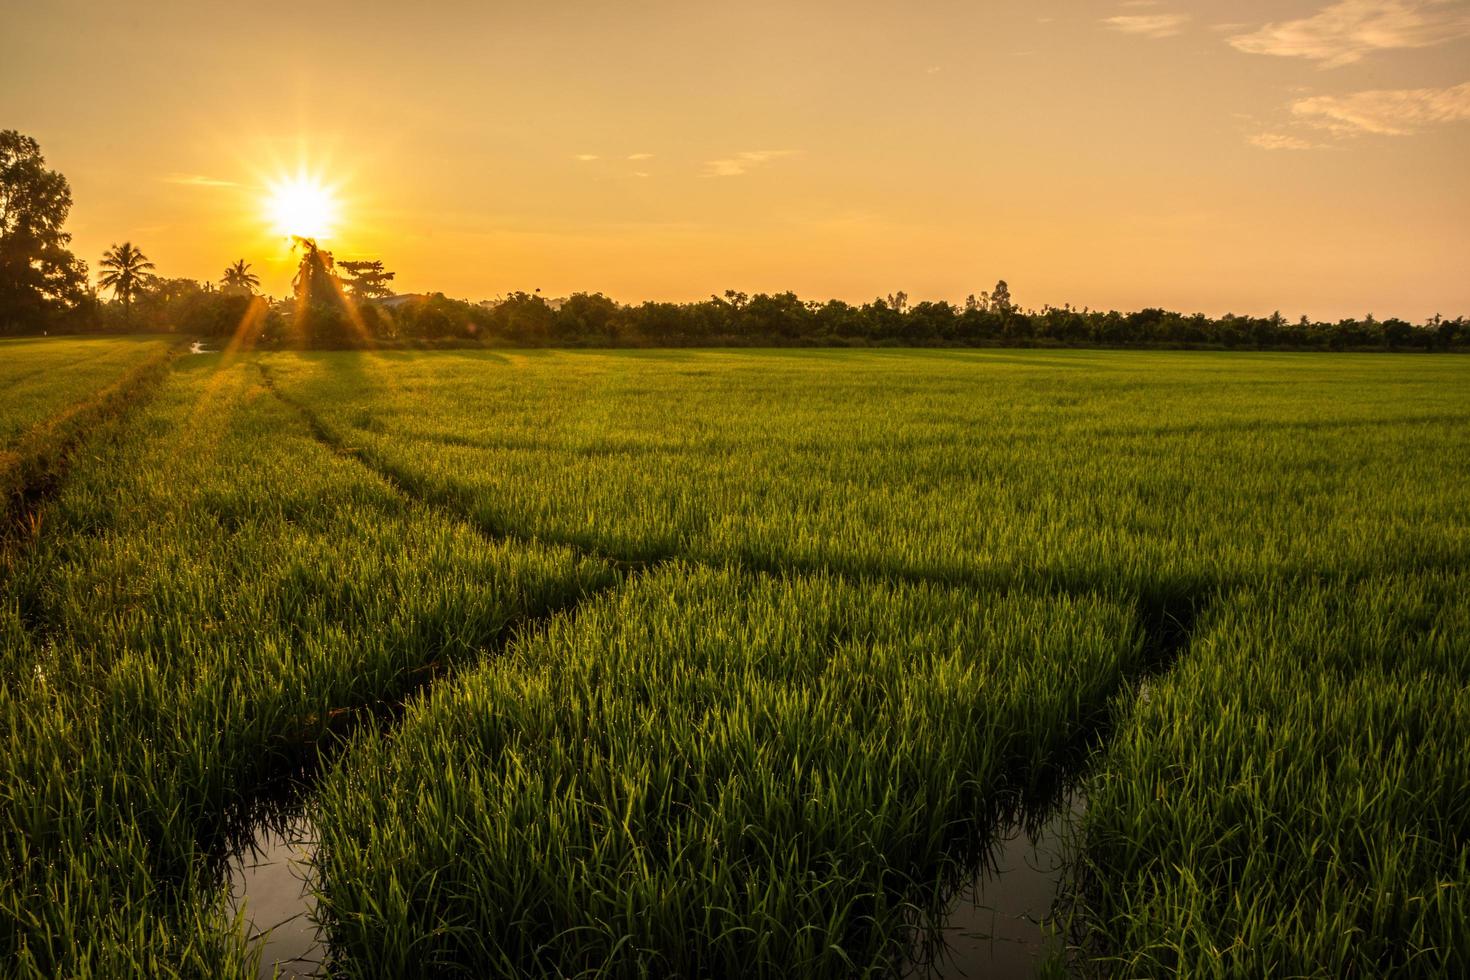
[291,237,338,306]
[220,259,260,295]
[97,242,155,315]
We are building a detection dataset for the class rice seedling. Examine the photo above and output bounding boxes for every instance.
[1074,573,1469,977]
[314,564,1145,978]
[0,336,173,529]
[262,349,1470,598]
[0,355,615,977]
[0,336,170,446]
[2,342,1465,976]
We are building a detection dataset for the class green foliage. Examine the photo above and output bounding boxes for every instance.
[218,260,259,296]
[0,131,89,333]
[96,242,156,314]
[336,259,395,300]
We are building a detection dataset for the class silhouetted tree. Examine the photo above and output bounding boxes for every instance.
[338,259,396,300]
[0,130,89,332]
[97,242,155,317]
[964,292,990,313]
[220,259,259,295]
[556,292,620,343]
[991,280,1012,314]
[291,237,353,345]
[291,237,337,305]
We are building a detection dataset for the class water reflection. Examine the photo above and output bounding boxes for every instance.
[226,792,1084,979]
[916,793,1084,979]
[227,813,322,979]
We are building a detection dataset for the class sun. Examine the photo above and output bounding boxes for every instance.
[264,171,340,240]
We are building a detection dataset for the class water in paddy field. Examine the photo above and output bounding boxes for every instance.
[914,793,1086,979]
[231,795,1083,979]
[228,814,323,979]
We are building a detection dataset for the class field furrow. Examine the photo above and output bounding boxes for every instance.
[0,356,617,978]
[2,344,1465,978]
[261,350,1470,598]
[314,564,1147,978]
[0,338,174,535]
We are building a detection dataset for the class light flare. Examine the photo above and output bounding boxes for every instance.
[263,171,341,240]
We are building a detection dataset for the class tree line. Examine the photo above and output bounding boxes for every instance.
[3,129,1466,352]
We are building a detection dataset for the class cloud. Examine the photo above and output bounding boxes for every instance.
[1248,131,1322,150]
[1103,13,1190,38]
[1229,0,1470,67]
[702,149,799,177]
[574,154,600,161]
[626,152,653,160]
[1291,80,1470,134]
[165,173,237,187]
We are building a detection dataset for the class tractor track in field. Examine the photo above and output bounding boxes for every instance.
[255,360,1215,623]
[2,346,178,546]
[255,358,1223,979]
[2,346,180,648]
[256,360,1218,760]
[235,365,684,816]
[256,355,1217,753]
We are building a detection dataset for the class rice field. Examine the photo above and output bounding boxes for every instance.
[0,336,171,520]
[1,342,1466,977]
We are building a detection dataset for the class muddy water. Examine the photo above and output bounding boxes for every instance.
[915,793,1085,979]
[228,814,323,979]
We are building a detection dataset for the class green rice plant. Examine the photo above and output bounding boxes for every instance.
[0,336,170,446]
[314,564,1145,978]
[3,343,1464,975]
[262,349,1470,600]
[0,336,172,529]
[0,355,616,977]
[1074,573,1470,977]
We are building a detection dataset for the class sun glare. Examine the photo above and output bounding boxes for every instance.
[264,172,340,240]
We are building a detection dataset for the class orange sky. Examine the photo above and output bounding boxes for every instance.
[4,0,1468,320]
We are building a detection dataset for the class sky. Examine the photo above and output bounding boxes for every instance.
[3,0,1468,320]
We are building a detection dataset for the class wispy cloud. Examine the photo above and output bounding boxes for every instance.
[1248,131,1323,150]
[702,149,799,177]
[1103,13,1190,38]
[1229,0,1470,67]
[574,154,600,162]
[626,152,653,160]
[1291,80,1470,134]
[165,173,237,187]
